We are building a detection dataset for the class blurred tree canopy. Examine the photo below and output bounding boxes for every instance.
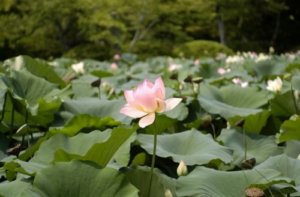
[0,0,298,60]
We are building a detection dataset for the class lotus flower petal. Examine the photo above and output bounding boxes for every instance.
[153,77,165,99]
[120,105,147,118]
[165,98,182,111]
[139,113,155,128]
[124,90,135,104]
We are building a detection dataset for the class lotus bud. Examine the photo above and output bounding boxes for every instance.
[194,59,200,66]
[192,77,203,84]
[217,67,226,75]
[14,56,23,70]
[294,90,299,101]
[269,46,275,54]
[113,53,121,61]
[111,62,118,70]
[164,189,173,197]
[177,160,188,176]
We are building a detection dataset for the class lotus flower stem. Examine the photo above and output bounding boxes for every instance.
[291,85,299,115]
[147,129,158,197]
[243,129,247,160]
[253,168,275,197]
[10,101,15,140]
[210,123,216,139]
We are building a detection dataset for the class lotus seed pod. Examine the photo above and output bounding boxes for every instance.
[245,187,264,197]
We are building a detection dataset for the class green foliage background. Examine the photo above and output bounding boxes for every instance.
[0,0,298,60]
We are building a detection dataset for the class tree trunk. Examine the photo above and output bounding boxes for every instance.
[270,13,281,48]
[216,4,226,45]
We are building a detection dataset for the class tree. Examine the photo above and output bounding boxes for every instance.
[215,0,287,51]
[0,0,298,60]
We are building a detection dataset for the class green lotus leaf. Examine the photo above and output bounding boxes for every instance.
[0,133,9,160]
[284,140,300,158]
[125,166,177,197]
[270,90,300,117]
[138,129,232,165]
[218,128,282,166]
[33,161,138,197]
[81,126,136,167]
[48,127,136,167]
[252,60,285,78]
[50,114,121,136]
[91,70,113,78]
[277,116,300,143]
[30,130,111,164]
[2,71,57,106]
[62,98,128,123]
[243,110,270,134]
[291,75,300,91]
[71,75,99,98]
[0,180,44,197]
[177,166,293,197]
[4,55,65,87]
[198,84,268,119]
[256,154,300,195]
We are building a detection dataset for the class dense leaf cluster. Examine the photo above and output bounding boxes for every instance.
[0,53,300,196]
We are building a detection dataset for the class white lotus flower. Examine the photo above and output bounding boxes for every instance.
[71,62,85,74]
[241,82,249,88]
[286,53,296,61]
[168,63,182,72]
[255,53,270,62]
[242,52,257,59]
[266,77,282,92]
[225,55,244,65]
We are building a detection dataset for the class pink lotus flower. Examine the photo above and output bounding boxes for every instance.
[232,77,248,88]
[194,59,200,66]
[120,77,182,128]
[217,67,231,75]
[111,62,118,70]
